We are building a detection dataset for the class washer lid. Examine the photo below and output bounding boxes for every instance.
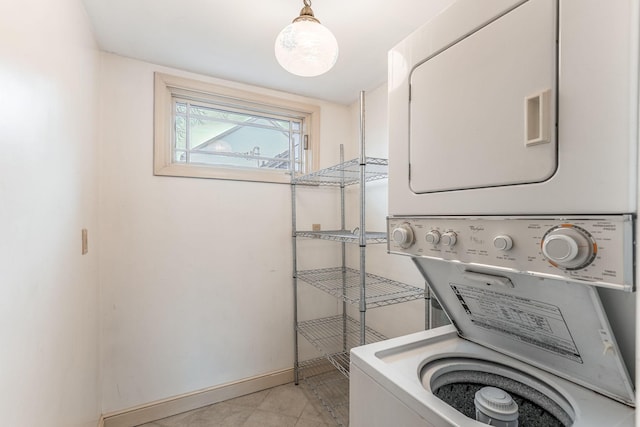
[414,257,635,405]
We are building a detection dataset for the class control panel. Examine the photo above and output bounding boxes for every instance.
[387,215,634,291]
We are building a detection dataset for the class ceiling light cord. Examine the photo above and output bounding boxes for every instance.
[295,0,318,23]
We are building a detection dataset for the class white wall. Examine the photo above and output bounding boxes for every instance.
[0,8,426,421]
[98,54,351,413]
[0,1,101,426]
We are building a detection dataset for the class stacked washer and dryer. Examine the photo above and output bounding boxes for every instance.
[350,0,638,426]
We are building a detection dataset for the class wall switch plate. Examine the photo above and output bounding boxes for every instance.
[82,229,88,255]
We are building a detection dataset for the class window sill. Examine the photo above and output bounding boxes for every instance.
[154,162,292,184]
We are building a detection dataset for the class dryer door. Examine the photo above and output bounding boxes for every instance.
[409,0,557,194]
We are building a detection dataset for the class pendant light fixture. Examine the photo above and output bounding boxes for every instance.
[274,0,339,77]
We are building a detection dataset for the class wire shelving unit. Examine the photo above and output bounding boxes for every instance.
[299,357,351,427]
[290,91,425,426]
[297,315,387,376]
[295,230,387,244]
[297,267,425,309]
[292,157,388,186]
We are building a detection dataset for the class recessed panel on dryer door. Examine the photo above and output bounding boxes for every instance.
[409,0,557,194]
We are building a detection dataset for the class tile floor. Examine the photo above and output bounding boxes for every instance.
[137,382,340,427]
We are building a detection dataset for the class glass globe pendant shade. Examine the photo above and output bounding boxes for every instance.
[274,4,339,77]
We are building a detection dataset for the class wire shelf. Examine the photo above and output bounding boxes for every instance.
[299,357,349,427]
[296,229,387,244]
[297,267,425,309]
[292,157,388,186]
[297,315,387,377]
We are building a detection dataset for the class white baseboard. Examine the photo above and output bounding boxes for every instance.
[103,368,293,427]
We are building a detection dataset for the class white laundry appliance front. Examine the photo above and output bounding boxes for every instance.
[351,216,635,426]
[350,0,638,425]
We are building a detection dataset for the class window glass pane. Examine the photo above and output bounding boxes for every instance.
[174,150,186,163]
[176,103,187,114]
[173,99,304,173]
[174,115,187,150]
[189,105,249,124]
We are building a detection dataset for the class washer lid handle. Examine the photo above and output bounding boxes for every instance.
[463,271,514,288]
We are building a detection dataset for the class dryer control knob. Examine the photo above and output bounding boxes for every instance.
[541,225,596,270]
[425,230,441,245]
[391,223,415,249]
[441,232,457,248]
[493,235,513,251]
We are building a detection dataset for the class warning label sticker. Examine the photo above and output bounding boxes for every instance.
[450,283,582,363]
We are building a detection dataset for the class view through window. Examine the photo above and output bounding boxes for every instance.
[154,73,320,183]
[173,99,304,173]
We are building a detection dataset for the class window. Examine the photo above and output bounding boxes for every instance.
[154,73,320,183]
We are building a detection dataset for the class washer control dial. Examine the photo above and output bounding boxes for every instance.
[441,231,457,248]
[391,223,415,248]
[541,225,597,270]
[493,235,513,251]
[425,230,441,245]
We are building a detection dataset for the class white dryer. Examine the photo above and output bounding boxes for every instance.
[387,0,638,216]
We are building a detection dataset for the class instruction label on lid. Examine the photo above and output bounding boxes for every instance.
[451,283,582,363]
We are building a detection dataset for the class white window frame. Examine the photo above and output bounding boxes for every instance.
[154,73,320,183]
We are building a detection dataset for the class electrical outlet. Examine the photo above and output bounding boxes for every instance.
[312,224,321,231]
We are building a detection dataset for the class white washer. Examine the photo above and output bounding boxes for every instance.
[351,326,635,427]
[350,216,635,426]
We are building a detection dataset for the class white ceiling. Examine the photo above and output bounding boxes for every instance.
[82,0,454,105]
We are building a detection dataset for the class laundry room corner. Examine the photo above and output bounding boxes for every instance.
[3,0,638,425]
[96,52,353,414]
